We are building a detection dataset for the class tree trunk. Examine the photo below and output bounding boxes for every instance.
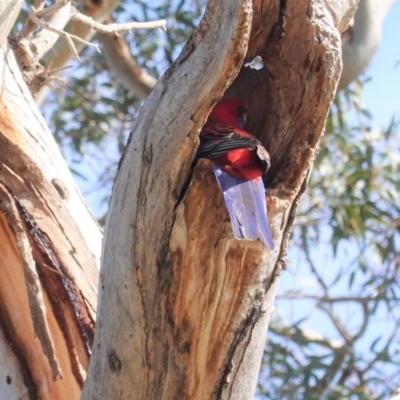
[0,9,101,397]
[82,0,358,399]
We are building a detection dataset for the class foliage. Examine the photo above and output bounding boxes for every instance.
[257,82,400,399]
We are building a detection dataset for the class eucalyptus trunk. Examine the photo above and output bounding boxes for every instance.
[0,3,100,398]
[82,0,358,399]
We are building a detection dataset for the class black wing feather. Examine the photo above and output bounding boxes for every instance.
[198,124,260,160]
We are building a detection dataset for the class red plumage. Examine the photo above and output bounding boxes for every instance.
[199,99,270,180]
[197,99,274,249]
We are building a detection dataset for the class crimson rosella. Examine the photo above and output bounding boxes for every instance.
[197,99,274,249]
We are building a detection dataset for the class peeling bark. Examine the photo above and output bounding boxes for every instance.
[82,1,358,399]
[0,43,100,399]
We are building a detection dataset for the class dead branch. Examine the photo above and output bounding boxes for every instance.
[71,7,166,33]
[0,0,24,46]
[98,16,156,99]
[13,0,166,97]
[29,10,100,61]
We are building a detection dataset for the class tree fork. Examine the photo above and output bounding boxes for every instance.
[82,0,358,399]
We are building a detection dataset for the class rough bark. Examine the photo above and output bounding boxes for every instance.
[82,1,358,399]
[0,42,100,399]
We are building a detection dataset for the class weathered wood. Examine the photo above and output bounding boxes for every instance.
[36,0,122,103]
[0,0,24,47]
[82,1,358,399]
[82,0,255,398]
[0,43,100,399]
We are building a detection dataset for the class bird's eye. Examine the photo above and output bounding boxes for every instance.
[237,106,247,129]
[238,111,247,129]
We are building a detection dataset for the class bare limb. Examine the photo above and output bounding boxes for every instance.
[19,0,67,38]
[71,7,167,33]
[34,0,69,18]
[39,0,122,81]
[98,17,156,99]
[29,11,101,61]
[13,0,72,70]
[16,0,165,99]
[0,0,24,46]
[278,292,384,304]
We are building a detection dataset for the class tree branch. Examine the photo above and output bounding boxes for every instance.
[37,0,130,102]
[98,18,156,99]
[0,0,24,46]
[19,0,67,38]
[14,0,165,97]
[278,292,383,304]
[339,0,394,89]
[29,10,101,61]
[71,7,166,33]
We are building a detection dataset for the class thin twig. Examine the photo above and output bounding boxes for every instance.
[305,249,329,294]
[19,0,56,38]
[29,12,100,61]
[43,62,73,75]
[278,292,381,304]
[71,8,167,34]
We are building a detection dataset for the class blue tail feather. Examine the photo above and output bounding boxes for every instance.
[213,166,274,249]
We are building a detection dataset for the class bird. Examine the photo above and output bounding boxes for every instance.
[197,98,274,249]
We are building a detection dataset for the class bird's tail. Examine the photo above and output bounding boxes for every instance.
[214,166,275,249]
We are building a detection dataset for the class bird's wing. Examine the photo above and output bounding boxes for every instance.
[198,122,260,160]
[214,165,274,249]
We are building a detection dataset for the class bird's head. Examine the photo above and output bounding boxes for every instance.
[208,99,247,129]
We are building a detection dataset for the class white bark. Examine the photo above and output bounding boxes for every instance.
[99,30,156,100]
[0,42,100,399]
[0,0,24,46]
[36,0,122,103]
[0,43,102,263]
